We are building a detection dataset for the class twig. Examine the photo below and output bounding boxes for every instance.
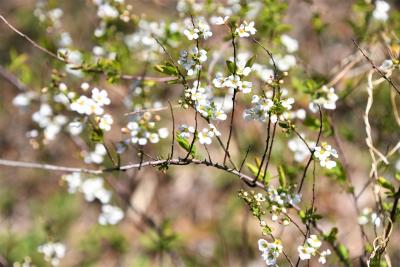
[297,106,323,193]
[168,101,175,160]
[353,40,400,96]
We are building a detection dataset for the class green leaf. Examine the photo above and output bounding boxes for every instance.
[90,128,104,143]
[226,60,235,74]
[245,55,256,68]
[377,177,395,193]
[246,163,263,177]
[176,133,196,158]
[278,165,286,187]
[337,244,350,262]
[324,227,338,243]
[395,173,400,182]
[154,63,178,76]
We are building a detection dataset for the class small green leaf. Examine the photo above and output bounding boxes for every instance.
[337,244,350,262]
[278,165,286,187]
[377,177,395,193]
[226,60,235,74]
[395,173,400,182]
[246,163,263,177]
[176,133,196,157]
[245,55,256,68]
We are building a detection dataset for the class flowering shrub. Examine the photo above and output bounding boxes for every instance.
[0,0,400,266]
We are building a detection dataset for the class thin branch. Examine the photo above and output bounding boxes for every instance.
[0,158,265,189]
[168,101,176,160]
[297,106,323,193]
[353,39,400,96]
[224,32,238,165]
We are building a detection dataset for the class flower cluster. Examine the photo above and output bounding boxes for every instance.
[258,239,283,266]
[178,124,195,139]
[314,142,338,169]
[243,90,295,124]
[265,186,301,223]
[235,21,256,38]
[184,82,227,121]
[70,86,114,132]
[309,85,339,112]
[213,74,252,94]
[83,143,108,164]
[198,124,221,145]
[123,112,169,146]
[358,208,382,227]
[37,242,66,266]
[298,235,330,264]
[178,47,207,76]
[297,235,320,260]
[62,172,124,225]
[32,103,67,141]
[183,17,212,40]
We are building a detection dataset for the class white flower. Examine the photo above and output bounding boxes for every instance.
[298,245,315,260]
[67,121,83,136]
[98,114,113,131]
[281,34,299,53]
[198,129,212,145]
[314,142,338,169]
[258,239,283,266]
[211,16,229,25]
[373,0,390,21]
[274,54,296,71]
[358,208,371,225]
[81,177,112,204]
[235,21,256,37]
[319,249,331,264]
[81,82,90,91]
[178,124,195,138]
[84,143,107,164]
[183,17,212,40]
[307,235,322,249]
[158,128,169,138]
[91,88,111,106]
[288,135,312,162]
[62,172,82,193]
[37,242,66,266]
[97,3,119,19]
[70,95,90,115]
[98,204,124,225]
[13,92,36,107]
[310,86,339,111]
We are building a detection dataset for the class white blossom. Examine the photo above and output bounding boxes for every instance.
[62,172,82,193]
[319,249,331,264]
[310,86,338,111]
[91,88,111,106]
[314,142,338,169]
[281,34,299,53]
[235,21,256,37]
[37,242,66,267]
[258,239,283,266]
[81,177,112,204]
[373,1,390,21]
[98,204,124,225]
[98,114,113,131]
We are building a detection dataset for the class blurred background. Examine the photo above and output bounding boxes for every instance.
[0,0,399,266]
